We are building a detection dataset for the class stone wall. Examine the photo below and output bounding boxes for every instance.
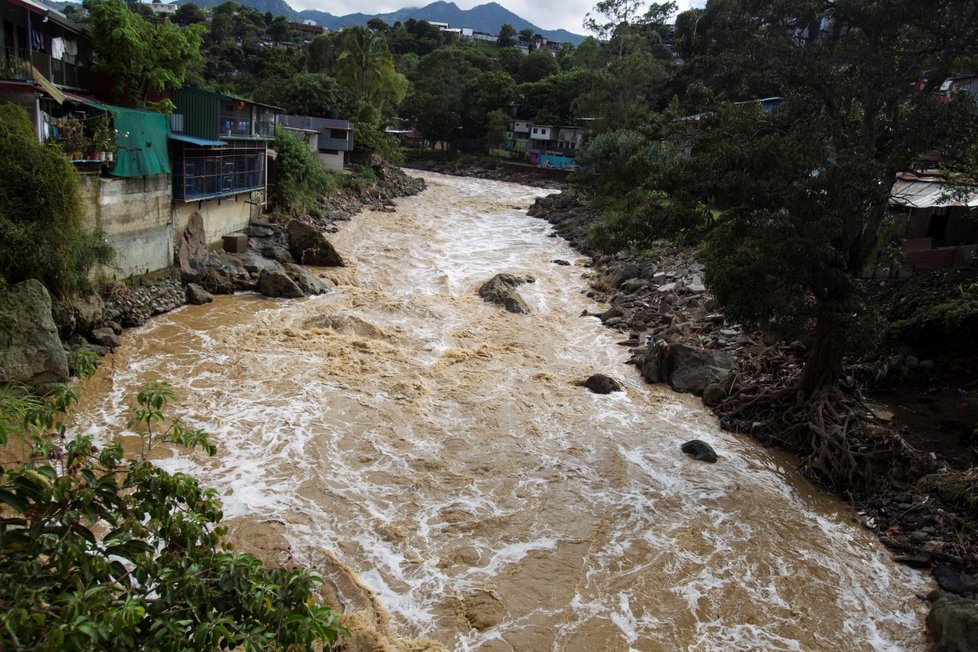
[172,193,259,249]
[78,174,173,279]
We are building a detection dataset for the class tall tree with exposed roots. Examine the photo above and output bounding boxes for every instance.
[607,0,978,488]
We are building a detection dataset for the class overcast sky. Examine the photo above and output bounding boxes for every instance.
[289,0,707,34]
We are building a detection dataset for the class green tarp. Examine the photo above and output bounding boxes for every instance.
[108,106,170,178]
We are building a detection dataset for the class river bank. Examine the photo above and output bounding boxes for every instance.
[70,165,426,336]
[526,186,978,649]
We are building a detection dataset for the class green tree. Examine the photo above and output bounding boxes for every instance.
[0,378,347,650]
[331,26,408,117]
[84,0,205,111]
[497,23,517,47]
[267,14,293,42]
[517,49,558,83]
[269,127,339,215]
[484,109,512,150]
[255,72,357,119]
[172,2,207,26]
[622,0,978,487]
[367,17,389,33]
[0,105,112,294]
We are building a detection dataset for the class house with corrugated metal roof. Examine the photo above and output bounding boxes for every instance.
[168,86,282,249]
[889,172,978,273]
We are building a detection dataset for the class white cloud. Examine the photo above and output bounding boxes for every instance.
[290,0,707,35]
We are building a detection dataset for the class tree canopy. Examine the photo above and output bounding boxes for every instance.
[84,0,205,111]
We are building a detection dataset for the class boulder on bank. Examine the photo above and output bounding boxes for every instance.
[177,212,208,282]
[639,340,735,395]
[579,374,623,394]
[478,273,534,314]
[927,593,978,652]
[258,268,303,299]
[51,292,105,338]
[0,279,69,385]
[185,283,214,305]
[284,263,331,295]
[287,220,344,267]
[681,439,718,463]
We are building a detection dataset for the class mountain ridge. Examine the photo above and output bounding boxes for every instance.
[173,0,586,44]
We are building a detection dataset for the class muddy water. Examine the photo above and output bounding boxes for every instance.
[74,173,929,650]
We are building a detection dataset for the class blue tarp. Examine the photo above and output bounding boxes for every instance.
[169,133,226,147]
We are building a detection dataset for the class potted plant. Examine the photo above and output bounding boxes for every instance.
[50,115,86,159]
[92,115,115,162]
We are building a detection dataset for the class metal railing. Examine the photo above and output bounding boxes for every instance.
[2,48,89,89]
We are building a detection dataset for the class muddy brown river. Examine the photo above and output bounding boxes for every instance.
[73,173,930,650]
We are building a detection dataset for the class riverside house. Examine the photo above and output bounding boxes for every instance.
[169,87,281,247]
[1,0,174,278]
[277,114,354,171]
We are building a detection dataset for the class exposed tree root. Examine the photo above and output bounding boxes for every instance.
[717,355,921,494]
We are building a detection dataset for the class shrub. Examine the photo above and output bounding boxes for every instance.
[0,103,113,294]
[0,378,347,650]
[350,122,404,166]
[268,126,339,216]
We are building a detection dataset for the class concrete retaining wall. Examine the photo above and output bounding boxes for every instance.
[78,174,173,279]
[172,193,258,247]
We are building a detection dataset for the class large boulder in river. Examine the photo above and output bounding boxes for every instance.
[478,273,534,314]
[0,279,69,386]
[639,340,735,396]
[51,291,105,338]
[258,268,303,299]
[681,439,718,463]
[579,374,623,394]
[287,220,344,267]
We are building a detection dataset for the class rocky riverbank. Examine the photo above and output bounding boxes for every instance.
[93,165,425,332]
[528,188,978,650]
[0,165,424,376]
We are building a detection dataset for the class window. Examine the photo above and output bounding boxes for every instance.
[172,142,265,201]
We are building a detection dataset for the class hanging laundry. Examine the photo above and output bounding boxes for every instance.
[51,37,65,60]
[63,40,78,65]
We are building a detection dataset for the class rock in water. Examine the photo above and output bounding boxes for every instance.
[580,374,623,394]
[258,268,303,299]
[185,283,214,305]
[478,273,534,314]
[0,279,69,386]
[287,220,344,267]
[681,439,718,463]
[284,263,331,295]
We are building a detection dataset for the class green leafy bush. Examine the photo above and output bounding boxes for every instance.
[0,379,347,650]
[268,126,339,216]
[0,104,114,294]
[350,121,404,166]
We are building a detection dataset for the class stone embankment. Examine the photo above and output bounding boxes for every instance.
[528,188,978,650]
[100,165,423,327]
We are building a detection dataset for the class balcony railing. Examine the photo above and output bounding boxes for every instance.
[319,136,353,152]
[2,48,89,89]
[219,118,275,139]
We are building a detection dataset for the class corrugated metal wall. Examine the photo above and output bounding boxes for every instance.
[171,87,219,141]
